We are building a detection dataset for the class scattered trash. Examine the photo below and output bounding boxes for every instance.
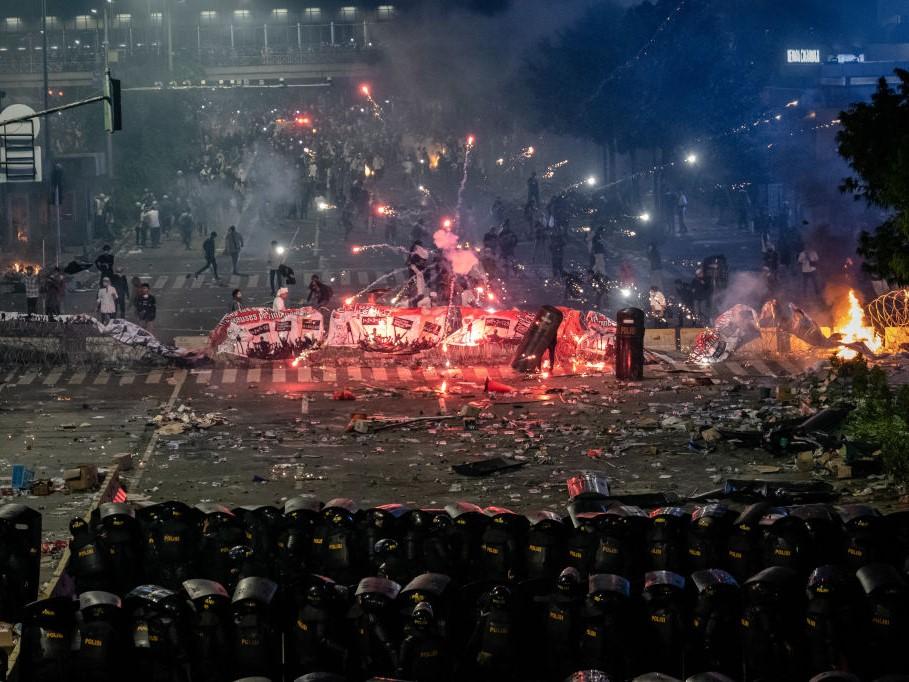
[452,456,527,477]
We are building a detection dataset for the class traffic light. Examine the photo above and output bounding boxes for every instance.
[103,68,121,133]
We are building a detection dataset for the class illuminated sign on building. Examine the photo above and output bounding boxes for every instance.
[787,49,821,64]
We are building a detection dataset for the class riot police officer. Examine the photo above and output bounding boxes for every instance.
[125,584,193,682]
[466,584,519,681]
[286,574,349,678]
[196,504,245,591]
[647,507,688,574]
[312,499,364,584]
[524,511,569,587]
[230,577,280,680]
[740,566,804,682]
[578,574,633,680]
[856,563,909,679]
[640,571,687,678]
[804,565,860,676]
[349,576,402,678]
[74,591,123,682]
[19,596,76,682]
[688,569,741,677]
[398,601,450,682]
[278,497,322,586]
[537,567,585,679]
[183,579,232,682]
[69,517,110,594]
[478,507,528,583]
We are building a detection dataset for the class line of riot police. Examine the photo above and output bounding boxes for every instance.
[14,496,909,681]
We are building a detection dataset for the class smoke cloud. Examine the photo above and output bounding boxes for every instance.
[433,228,480,275]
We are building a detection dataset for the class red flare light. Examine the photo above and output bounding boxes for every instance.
[352,246,362,254]
[291,358,301,368]
[467,134,475,146]
[360,84,370,96]
[294,116,311,126]
[441,218,453,229]
[375,205,388,216]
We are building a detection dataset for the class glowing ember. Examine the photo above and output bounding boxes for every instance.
[835,290,882,359]
[439,380,448,394]
[344,297,355,305]
[360,84,370,96]
[352,246,362,254]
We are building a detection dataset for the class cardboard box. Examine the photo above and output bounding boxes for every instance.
[64,464,99,492]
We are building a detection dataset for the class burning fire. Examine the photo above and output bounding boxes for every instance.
[439,380,448,394]
[834,290,882,359]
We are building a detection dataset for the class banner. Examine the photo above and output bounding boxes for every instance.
[326,304,448,352]
[209,307,325,357]
[443,308,536,347]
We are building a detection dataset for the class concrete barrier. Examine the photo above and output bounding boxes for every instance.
[643,328,678,351]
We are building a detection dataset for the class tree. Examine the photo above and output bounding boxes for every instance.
[838,69,909,284]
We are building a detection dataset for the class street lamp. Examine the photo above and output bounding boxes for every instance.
[585,176,597,187]
[684,153,698,166]
[638,212,651,222]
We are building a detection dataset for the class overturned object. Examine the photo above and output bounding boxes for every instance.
[452,456,526,477]
[511,305,563,373]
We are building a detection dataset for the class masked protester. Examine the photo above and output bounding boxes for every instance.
[182,579,232,682]
[688,569,742,678]
[74,591,124,682]
[19,597,76,682]
[578,574,633,680]
[398,601,450,682]
[465,584,519,681]
[287,575,349,678]
[349,576,402,678]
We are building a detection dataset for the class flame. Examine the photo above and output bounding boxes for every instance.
[439,380,448,394]
[834,290,882,359]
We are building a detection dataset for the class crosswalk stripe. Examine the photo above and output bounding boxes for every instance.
[396,367,413,382]
[725,362,747,376]
[120,374,135,386]
[348,367,363,381]
[272,368,286,383]
[297,367,312,382]
[153,276,168,290]
[247,368,261,383]
[222,368,237,384]
[18,371,37,385]
[146,371,162,384]
[749,359,775,377]
[3,370,16,382]
[229,275,240,286]
[191,277,204,289]
[371,367,388,382]
[196,370,212,385]
[93,371,110,385]
[356,271,370,285]
[172,276,186,289]
[247,274,260,288]
[43,369,63,386]
[68,371,87,385]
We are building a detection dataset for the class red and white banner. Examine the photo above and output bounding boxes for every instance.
[325,304,448,351]
[209,307,325,355]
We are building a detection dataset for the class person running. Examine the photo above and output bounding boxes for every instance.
[193,232,220,281]
[23,266,40,315]
[224,225,244,275]
[96,277,118,324]
[135,283,157,334]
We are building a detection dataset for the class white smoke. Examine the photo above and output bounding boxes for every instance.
[433,228,480,275]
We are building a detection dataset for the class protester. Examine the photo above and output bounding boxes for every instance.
[798,246,820,297]
[23,266,39,315]
[44,267,66,316]
[224,225,244,275]
[527,171,540,206]
[135,283,157,334]
[273,287,289,312]
[677,191,689,235]
[550,231,565,279]
[649,285,667,325]
[94,244,114,286]
[96,277,118,324]
[307,274,332,306]
[178,208,194,250]
[194,231,220,281]
[268,240,284,296]
[110,267,129,320]
[147,201,162,247]
[231,288,244,312]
